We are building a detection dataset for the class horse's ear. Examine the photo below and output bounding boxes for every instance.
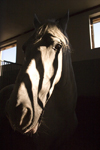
[57,10,69,31]
[34,14,41,28]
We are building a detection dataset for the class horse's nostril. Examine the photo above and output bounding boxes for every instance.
[18,105,32,130]
[20,106,29,126]
[5,101,32,132]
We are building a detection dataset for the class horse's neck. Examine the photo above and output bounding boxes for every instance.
[56,51,77,100]
[51,51,77,131]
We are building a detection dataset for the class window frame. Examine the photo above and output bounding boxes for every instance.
[89,12,100,49]
[0,42,17,64]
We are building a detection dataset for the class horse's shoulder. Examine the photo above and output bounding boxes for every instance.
[0,84,14,118]
[0,84,14,98]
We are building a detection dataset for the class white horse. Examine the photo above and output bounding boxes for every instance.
[0,12,77,150]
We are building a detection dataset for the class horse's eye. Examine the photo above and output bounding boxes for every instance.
[55,43,62,51]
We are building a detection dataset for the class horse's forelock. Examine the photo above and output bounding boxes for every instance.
[34,22,71,53]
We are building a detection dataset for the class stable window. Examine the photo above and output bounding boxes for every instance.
[89,13,100,49]
[0,43,17,65]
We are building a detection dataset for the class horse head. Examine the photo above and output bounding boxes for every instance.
[5,12,73,135]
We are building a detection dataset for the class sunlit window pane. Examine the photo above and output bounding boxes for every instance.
[93,22,100,48]
[0,44,17,63]
[89,13,100,49]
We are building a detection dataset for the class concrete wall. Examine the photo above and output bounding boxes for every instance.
[67,7,100,62]
[67,7,100,97]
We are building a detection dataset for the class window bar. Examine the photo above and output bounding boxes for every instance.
[91,24,94,49]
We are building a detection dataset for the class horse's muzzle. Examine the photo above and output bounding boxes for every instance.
[5,100,34,134]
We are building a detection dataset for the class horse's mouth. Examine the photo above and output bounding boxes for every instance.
[24,110,44,135]
[24,123,39,135]
[7,116,39,135]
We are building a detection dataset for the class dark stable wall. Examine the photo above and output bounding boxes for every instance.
[70,59,100,150]
[73,58,100,98]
